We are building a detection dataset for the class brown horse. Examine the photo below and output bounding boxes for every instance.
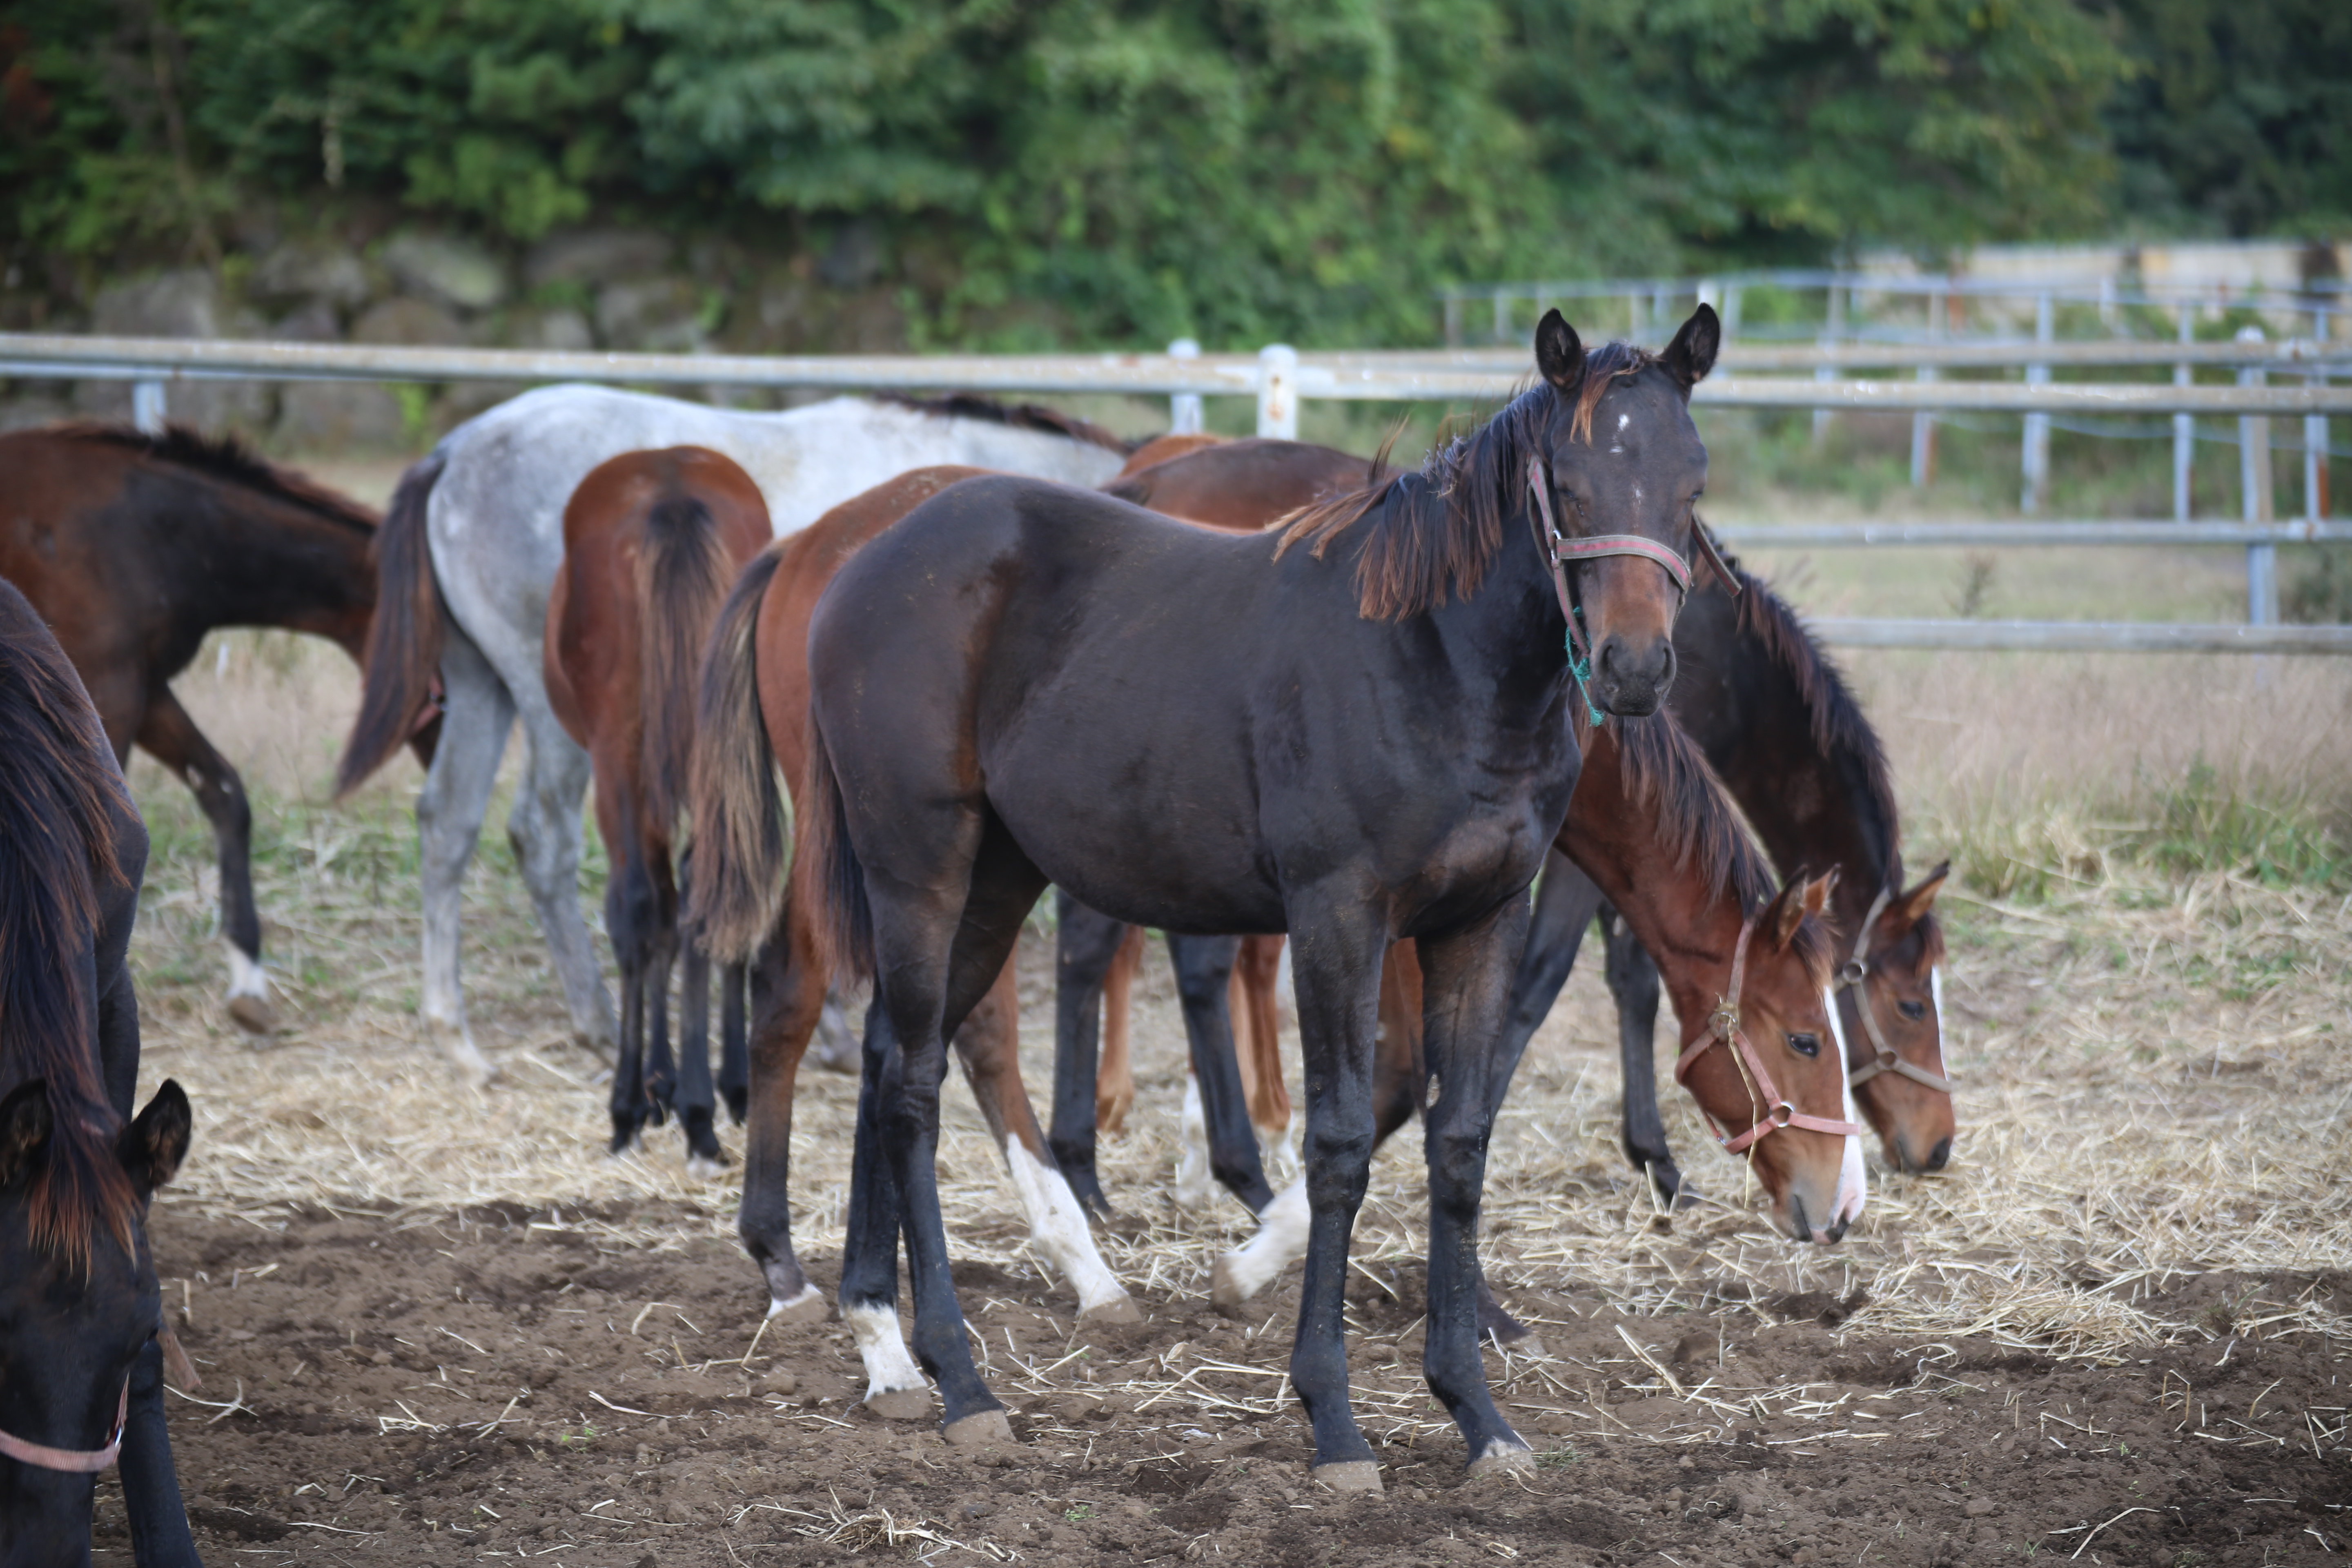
[0,423,403,1036]
[545,448,772,1170]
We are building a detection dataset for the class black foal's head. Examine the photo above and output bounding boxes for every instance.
[0,1079,188,1562]
[1534,305,1719,717]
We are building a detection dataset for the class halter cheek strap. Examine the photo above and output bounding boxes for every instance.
[1835,885,1956,1095]
[1673,915,1864,1154]
[0,1379,128,1473]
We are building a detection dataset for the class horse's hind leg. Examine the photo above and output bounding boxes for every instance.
[718,961,748,1122]
[506,700,615,1058]
[740,906,827,1319]
[1603,904,1688,1207]
[414,627,511,1085]
[1049,891,1128,1218]
[1232,933,1295,1175]
[136,687,275,1035]
[952,951,1137,1321]
[1168,932,1271,1214]
[675,933,725,1174]
[1496,847,1605,1097]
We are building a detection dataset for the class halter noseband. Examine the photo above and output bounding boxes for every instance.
[1524,456,1737,725]
[0,1379,127,1473]
[1673,914,1864,1154]
[1835,885,1955,1094]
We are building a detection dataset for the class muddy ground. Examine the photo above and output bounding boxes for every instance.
[90,1204,2347,1567]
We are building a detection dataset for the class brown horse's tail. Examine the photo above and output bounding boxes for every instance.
[686,547,787,965]
[335,449,447,797]
[636,491,739,835]
[791,711,873,982]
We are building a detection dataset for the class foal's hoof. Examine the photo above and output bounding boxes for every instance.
[227,994,278,1037]
[1079,1294,1143,1326]
[1468,1441,1535,1479]
[942,1408,1014,1447]
[765,1285,829,1324]
[1209,1256,1253,1316]
[1310,1461,1383,1493]
[865,1388,933,1422]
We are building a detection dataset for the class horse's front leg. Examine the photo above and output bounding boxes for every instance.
[1419,894,1536,1476]
[136,687,275,1034]
[1278,892,1389,1489]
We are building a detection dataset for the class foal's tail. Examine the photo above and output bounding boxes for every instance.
[791,712,873,983]
[637,492,739,834]
[336,448,447,798]
[686,547,787,965]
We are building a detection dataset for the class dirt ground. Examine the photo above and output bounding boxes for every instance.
[74,628,2352,1568]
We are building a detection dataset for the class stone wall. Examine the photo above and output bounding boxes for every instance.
[1,222,919,453]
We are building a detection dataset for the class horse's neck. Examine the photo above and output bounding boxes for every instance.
[1559,730,1740,1028]
[163,478,376,655]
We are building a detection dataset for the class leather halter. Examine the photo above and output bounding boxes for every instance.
[1835,885,1956,1094]
[0,1379,127,1473]
[1673,915,1865,1154]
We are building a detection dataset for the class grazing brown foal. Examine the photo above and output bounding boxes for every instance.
[545,447,768,1171]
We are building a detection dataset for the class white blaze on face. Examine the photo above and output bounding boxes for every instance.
[1214,1176,1310,1303]
[227,946,271,1002]
[845,1301,925,1403]
[1931,966,1946,1032]
[1002,1140,1132,1316]
[1824,987,1868,1226]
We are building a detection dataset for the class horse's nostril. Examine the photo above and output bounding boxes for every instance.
[1926,1136,1952,1172]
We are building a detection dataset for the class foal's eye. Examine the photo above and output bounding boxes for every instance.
[1898,1000,1927,1021]
[1787,1033,1821,1058]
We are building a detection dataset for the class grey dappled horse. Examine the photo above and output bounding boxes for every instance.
[335,385,1129,1085]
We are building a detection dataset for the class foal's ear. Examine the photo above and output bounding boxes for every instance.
[1767,868,1837,951]
[1535,310,1585,395]
[1662,304,1721,391]
[116,1080,191,1198]
[1897,860,1950,928]
[0,1080,53,1190]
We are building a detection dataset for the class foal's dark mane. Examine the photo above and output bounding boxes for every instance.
[1615,712,1836,989]
[0,594,139,1265]
[53,421,381,535]
[880,392,1135,455]
[1278,343,1662,619]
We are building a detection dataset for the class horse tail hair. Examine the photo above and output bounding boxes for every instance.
[686,547,788,965]
[637,492,739,836]
[791,710,873,983]
[0,584,136,1266]
[336,448,447,798]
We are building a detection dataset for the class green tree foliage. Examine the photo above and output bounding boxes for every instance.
[2,0,2321,347]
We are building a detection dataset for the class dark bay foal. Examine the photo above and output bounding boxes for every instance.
[792,310,1721,1483]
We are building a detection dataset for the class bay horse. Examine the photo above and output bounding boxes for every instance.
[691,465,1139,1327]
[333,387,1130,1086]
[1503,569,1954,1195]
[545,448,770,1169]
[1209,714,1860,1314]
[0,423,399,1036]
[0,578,198,1565]
[792,310,1719,1481]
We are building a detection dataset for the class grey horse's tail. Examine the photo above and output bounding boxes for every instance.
[637,491,739,836]
[686,546,788,965]
[336,448,447,797]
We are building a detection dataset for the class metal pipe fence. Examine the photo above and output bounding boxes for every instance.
[1,331,2344,656]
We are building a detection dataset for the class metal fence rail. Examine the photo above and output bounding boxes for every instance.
[1,331,2343,656]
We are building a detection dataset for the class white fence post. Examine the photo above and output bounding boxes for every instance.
[1492,290,1510,346]
[2309,307,2331,521]
[1813,283,1842,443]
[1167,339,1203,435]
[131,379,167,434]
[1256,344,1297,440]
[2173,304,2195,521]
[2021,292,2053,513]
[2238,326,2276,624]
[1443,293,1463,349]
[1910,283,1943,487]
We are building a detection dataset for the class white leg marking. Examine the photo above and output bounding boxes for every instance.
[227,946,272,1002]
[1174,1073,1214,1210]
[1214,1176,1309,1304]
[844,1301,925,1402]
[1824,988,1868,1225]
[767,1282,823,1319]
[1260,1106,1302,1188]
[1003,1140,1132,1316]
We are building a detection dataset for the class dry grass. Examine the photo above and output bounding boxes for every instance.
[124,629,2352,1460]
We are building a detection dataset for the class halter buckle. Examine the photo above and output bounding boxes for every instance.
[1835,957,1868,989]
[1768,1101,1796,1128]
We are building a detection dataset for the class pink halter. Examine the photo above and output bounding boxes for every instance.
[0,1378,127,1473]
[1673,915,1864,1154]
